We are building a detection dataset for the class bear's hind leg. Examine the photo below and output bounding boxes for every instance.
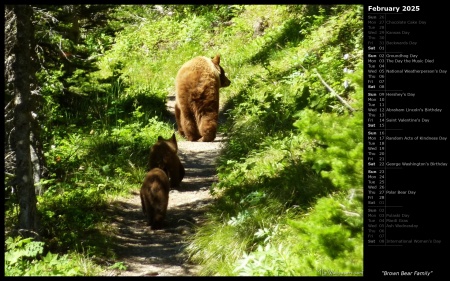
[182,111,202,141]
[198,116,217,142]
[175,103,185,137]
[147,204,156,227]
[143,195,154,226]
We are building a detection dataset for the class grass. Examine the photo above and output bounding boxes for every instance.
[5,4,363,276]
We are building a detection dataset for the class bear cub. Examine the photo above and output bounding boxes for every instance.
[140,168,170,230]
[148,133,185,188]
[175,54,231,142]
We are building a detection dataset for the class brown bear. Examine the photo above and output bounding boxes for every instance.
[140,168,170,229]
[148,133,185,188]
[175,54,231,142]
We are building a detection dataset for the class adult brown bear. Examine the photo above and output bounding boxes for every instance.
[148,133,185,188]
[175,54,231,142]
[140,168,170,230]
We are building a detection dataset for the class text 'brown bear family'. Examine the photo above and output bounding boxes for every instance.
[175,54,231,142]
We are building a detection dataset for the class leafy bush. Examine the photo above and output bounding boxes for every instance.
[184,4,363,276]
[5,4,364,276]
[38,111,174,258]
[232,190,363,276]
[293,62,363,190]
[4,236,101,276]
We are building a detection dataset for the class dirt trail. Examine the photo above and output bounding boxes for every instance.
[102,93,224,276]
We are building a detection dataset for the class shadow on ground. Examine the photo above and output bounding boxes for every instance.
[106,193,211,276]
[102,90,225,276]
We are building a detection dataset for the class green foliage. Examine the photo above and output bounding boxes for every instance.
[109,262,127,271]
[37,114,174,258]
[234,243,296,276]
[5,4,364,276]
[32,6,117,131]
[294,109,363,189]
[168,4,245,23]
[232,190,363,276]
[288,190,363,275]
[293,62,363,190]
[186,221,253,276]
[4,236,101,276]
[36,182,116,262]
[183,4,363,276]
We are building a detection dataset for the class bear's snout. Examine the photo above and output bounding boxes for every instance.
[221,76,231,88]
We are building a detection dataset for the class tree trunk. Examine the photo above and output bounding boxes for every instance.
[5,6,46,198]
[11,4,40,237]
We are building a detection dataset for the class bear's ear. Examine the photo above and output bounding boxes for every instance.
[212,54,221,65]
[169,133,178,152]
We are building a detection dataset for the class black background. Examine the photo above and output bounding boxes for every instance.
[364,1,447,279]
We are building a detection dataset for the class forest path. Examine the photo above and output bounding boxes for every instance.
[102,92,225,276]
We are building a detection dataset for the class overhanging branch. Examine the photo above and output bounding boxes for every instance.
[314,69,355,113]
